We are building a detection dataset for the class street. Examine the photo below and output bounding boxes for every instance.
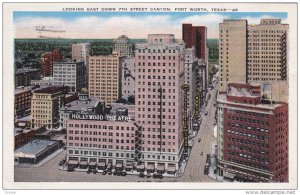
[14,84,218,183]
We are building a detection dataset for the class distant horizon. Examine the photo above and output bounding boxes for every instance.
[14,12,287,39]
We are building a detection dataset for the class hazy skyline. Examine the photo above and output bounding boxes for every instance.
[14,12,287,39]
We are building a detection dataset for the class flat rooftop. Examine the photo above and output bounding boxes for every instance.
[33,86,65,94]
[15,68,40,75]
[217,93,285,110]
[15,140,57,155]
[64,96,101,111]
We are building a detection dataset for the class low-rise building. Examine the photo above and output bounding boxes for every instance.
[15,139,60,164]
[15,68,41,87]
[30,86,66,129]
[66,113,142,171]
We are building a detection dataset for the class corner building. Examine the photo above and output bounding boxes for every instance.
[135,34,185,172]
[217,83,288,182]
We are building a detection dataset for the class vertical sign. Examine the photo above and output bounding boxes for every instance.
[182,84,189,155]
[194,88,200,119]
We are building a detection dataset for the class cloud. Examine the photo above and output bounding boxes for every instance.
[14,13,287,39]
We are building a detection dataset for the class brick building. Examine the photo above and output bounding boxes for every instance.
[41,48,63,77]
[217,83,288,182]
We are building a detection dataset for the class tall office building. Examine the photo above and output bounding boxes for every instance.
[53,61,86,93]
[72,43,91,87]
[217,83,288,182]
[30,86,65,129]
[113,35,133,58]
[72,43,91,64]
[182,24,207,61]
[248,19,288,82]
[121,57,135,100]
[218,20,248,91]
[41,48,63,77]
[182,24,208,91]
[88,52,122,106]
[218,19,289,96]
[135,34,185,172]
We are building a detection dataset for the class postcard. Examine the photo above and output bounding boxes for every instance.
[2,1,298,191]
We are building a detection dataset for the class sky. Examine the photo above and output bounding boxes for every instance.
[13,12,288,39]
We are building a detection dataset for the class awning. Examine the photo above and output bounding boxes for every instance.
[137,164,145,170]
[68,160,79,165]
[147,164,155,170]
[125,162,134,169]
[116,163,123,168]
[80,161,88,165]
[89,161,96,166]
[157,164,165,171]
[167,165,176,172]
[98,162,106,167]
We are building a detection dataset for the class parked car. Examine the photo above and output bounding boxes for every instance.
[146,172,151,178]
[59,160,66,166]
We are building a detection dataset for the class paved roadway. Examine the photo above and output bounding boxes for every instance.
[14,84,218,183]
[178,85,218,182]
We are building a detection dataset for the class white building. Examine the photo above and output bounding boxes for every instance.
[113,35,133,57]
[53,61,86,93]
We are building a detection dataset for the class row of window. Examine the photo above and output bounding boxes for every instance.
[69,124,135,131]
[137,49,176,53]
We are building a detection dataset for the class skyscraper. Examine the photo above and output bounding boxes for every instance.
[88,52,121,106]
[113,35,133,58]
[218,20,248,91]
[134,34,185,172]
[182,24,208,92]
[218,19,289,97]
[72,43,91,87]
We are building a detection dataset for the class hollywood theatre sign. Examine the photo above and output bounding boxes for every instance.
[70,113,131,121]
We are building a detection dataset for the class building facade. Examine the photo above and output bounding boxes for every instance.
[30,86,65,129]
[88,52,122,106]
[182,24,207,61]
[113,35,133,58]
[41,48,63,77]
[53,61,86,93]
[121,57,135,100]
[247,19,288,82]
[15,68,41,87]
[218,20,248,91]
[134,34,185,172]
[72,43,91,87]
[14,86,33,118]
[218,19,289,96]
[217,83,288,182]
[66,114,142,171]
[59,93,105,129]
